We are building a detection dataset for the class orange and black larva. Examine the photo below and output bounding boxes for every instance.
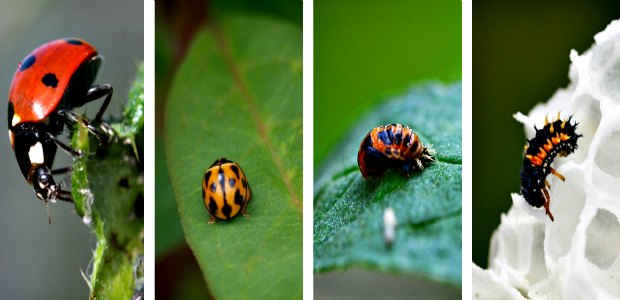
[202,158,252,223]
[357,124,435,179]
[520,114,581,221]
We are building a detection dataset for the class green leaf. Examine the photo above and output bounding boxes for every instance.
[72,64,144,299]
[165,15,302,299]
[155,139,185,258]
[314,82,462,286]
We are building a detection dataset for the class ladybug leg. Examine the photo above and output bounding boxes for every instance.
[45,132,83,158]
[401,159,420,177]
[241,200,251,217]
[208,213,216,224]
[54,189,74,203]
[84,84,113,124]
[51,167,72,175]
[43,189,75,224]
[550,167,566,182]
[542,188,554,221]
[58,110,104,142]
[402,158,426,176]
[416,158,424,170]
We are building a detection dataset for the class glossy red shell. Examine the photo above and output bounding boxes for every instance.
[8,38,97,125]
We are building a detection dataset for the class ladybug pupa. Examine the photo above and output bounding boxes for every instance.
[519,113,581,221]
[357,123,435,179]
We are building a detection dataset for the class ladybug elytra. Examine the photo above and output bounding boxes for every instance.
[202,158,252,223]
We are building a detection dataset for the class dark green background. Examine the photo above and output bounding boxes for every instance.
[314,0,461,167]
[473,1,620,267]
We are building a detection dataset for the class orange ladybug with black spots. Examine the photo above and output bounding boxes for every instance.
[202,158,252,223]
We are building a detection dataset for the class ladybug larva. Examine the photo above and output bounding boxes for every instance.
[357,123,435,179]
[520,113,581,221]
[202,158,252,223]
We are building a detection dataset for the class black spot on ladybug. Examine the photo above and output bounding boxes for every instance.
[230,164,240,179]
[204,170,211,184]
[210,182,217,192]
[221,202,232,219]
[234,189,243,205]
[208,197,218,214]
[118,177,130,189]
[20,55,36,71]
[42,73,59,88]
[201,188,206,201]
[242,178,247,188]
[229,178,236,187]
[65,38,83,45]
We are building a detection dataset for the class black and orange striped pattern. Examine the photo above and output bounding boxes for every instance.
[202,158,252,223]
[520,113,581,221]
[357,124,435,179]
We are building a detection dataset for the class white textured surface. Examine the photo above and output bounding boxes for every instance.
[474,19,620,299]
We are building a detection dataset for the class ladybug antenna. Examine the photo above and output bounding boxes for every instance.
[46,201,52,225]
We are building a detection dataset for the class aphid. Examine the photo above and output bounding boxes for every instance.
[357,123,435,179]
[202,158,252,223]
[8,38,113,222]
[520,113,581,221]
[383,207,397,247]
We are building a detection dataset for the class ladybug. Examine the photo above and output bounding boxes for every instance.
[202,158,252,223]
[357,123,435,179]
[520,113,581,221]
[8,38,113,210]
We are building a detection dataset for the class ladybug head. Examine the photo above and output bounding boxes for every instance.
[32,166,60,202]
[31,165,72,223]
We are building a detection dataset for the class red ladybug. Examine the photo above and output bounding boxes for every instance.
[8,38,112,207]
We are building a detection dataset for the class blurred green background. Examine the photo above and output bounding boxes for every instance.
[473,1,620,268]
[314,1,461,298]
[314,0,461,167]
[0,0,142,298]
[155,0,301,298]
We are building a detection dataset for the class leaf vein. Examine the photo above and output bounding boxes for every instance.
[211,22,302,213]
